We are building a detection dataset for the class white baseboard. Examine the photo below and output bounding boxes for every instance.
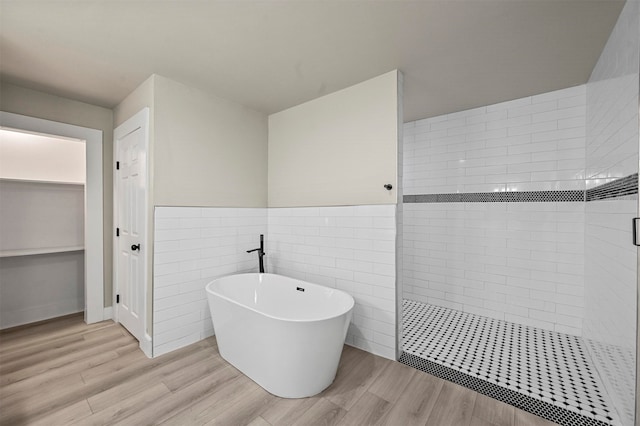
[103,306,113,320]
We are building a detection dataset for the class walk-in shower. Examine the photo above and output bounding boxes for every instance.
[399,4,639,423]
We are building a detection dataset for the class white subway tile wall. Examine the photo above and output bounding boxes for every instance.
[584,1,639,424]
[586,1,640,188]
[404,85,586,195]
[153,204,397,360]
[403,85,587,335]
[153,207,267,357]
[584,194,637,410]
[585,200,637,346]
[267,205,397,360]
[403,202,585,335]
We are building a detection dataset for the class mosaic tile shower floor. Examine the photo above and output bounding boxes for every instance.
[402,300,620,425]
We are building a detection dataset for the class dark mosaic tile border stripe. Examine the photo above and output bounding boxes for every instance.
[586,173,638,201]
[398,352,611,426]
[403,173,638,203]
[404,190,584,203]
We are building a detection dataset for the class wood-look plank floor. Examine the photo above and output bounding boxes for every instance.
[0,314,560,426]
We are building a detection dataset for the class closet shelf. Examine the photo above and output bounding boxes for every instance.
[0,246,85,258]
[0,177,84,186]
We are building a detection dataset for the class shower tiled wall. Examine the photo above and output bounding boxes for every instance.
[153,207,267,356]
[267,205,397,360]
[152,204,397,360]
[584,1,639,424]
[403,201,585,335]
[404,84,586,195]
[403,85,587,335]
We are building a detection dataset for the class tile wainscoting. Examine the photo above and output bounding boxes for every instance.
[267,205,397,360]
[153,207,267,356]
[152,204,397,360]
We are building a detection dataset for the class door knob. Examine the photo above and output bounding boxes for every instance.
[131,243,141,251]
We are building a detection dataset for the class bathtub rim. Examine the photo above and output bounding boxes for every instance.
[205,272,355,324]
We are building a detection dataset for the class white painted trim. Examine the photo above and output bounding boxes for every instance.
[103,306,113,320]
[395,70,404,361]
[113,107,150,349]
[140,333,153,358]
[0,112,104,324]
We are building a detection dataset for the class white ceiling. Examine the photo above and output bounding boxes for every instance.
[0,1,624,122]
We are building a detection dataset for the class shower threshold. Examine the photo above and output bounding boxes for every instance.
[400,299,619,426]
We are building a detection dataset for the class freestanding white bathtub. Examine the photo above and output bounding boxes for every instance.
[205,273,354,398]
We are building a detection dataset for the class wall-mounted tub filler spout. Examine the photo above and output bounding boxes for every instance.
[246,234,266,273]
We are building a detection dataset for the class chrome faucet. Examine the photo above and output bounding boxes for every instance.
[246,234,265,273]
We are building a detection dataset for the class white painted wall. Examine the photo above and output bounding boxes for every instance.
[584,1,639,424]
[0,251,84,329]
[268,70,399,207]
[0,129,85,183]
[403,85,587,335]
[113,75,155,128]
[0,181,84,252]
[117,73,268,208]
[153,75,267,207]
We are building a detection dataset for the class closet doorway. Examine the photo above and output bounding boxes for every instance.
[0,112,104,325]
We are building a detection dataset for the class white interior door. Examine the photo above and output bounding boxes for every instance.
[114,109,149,345]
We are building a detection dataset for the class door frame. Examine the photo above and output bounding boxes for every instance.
[0,111,105,324]
[113,107,152,357]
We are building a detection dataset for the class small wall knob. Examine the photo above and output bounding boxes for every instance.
[384,184,393,190]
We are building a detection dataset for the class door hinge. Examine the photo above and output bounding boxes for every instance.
[633,218,640,246]
[116,227,120,237]
[116,294,120,304]
[116,161,120,170]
